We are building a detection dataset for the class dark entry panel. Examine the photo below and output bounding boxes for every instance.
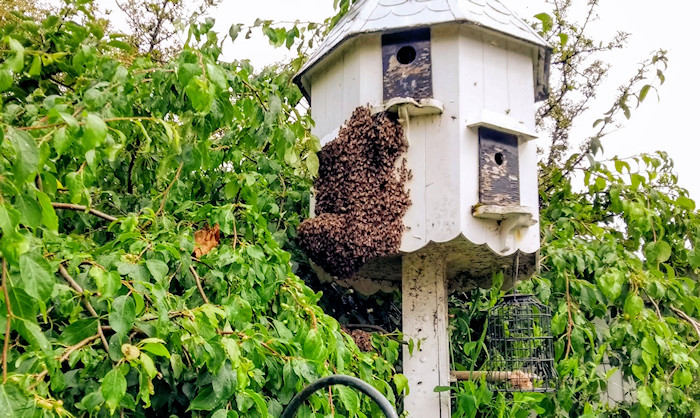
[479,128,520,206]
[381,28,432,101]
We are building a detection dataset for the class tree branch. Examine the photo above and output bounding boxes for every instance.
[189,265,210,304]
[564,274,574,359]
[671,307,700,340]
[52,203,118,222]
[2,259,12,384]
[33,334,101,385]
[157,162,183,216]
[57,265,110,352]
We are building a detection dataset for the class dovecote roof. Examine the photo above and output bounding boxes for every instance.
[295,0,551,100]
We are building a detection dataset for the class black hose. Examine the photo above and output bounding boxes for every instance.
[280,375,399,418]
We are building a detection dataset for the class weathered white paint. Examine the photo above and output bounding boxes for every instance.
[402,250,451,417]
[392,24,541,257]
[307,23,543,284]
[466,109,537,139]
[309,36,382,142]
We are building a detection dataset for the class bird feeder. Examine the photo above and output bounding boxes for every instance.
[486,294,557,393]
[294,0,552,416]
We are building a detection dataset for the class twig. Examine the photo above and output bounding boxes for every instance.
[670,342,699,378]
[2,260,12,384]
[34,334,100,385]
[52,203,118,222]
[15,116,156,132]
[671,307,700,339]
[564,275,574,359]
[189,265,210,304]
[156,162,183,216]
[645,291,663,320]
[328,386,335,415]
[58,265,110,352]
[345,324,389,334]
[241,79,268,111]
[232,218,238,250]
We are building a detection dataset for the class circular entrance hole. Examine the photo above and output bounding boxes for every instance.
[396,46,417,65]
[494,152,505,166]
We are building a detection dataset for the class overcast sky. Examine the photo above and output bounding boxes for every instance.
[102,0,700,199]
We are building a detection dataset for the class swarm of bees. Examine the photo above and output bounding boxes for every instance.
[298,106,411,279]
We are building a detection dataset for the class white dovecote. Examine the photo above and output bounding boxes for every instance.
[295,2,551,416]
[295,0,551,291]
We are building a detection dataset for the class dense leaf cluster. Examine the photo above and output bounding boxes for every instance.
[0,2,404,416]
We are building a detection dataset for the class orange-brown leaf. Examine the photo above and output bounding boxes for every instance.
[194,224,220,258]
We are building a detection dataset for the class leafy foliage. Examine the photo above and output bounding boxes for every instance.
[0,1,404,416]
[448,2,700,417]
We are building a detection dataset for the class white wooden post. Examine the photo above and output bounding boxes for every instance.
[402,250,451,417]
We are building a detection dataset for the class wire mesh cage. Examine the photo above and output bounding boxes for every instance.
[486,294,557,393]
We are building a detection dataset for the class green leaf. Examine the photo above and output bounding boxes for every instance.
[140,342,170,358]
[60,318,98,345]
[302,329,324,361]
[534,13,553,33]
[8,127,39,184]
[16,318,52,356]
[393,374,409,395]
[107,40,134,52]
[229,24,242,41]
[35,190,58,233]
[185,77,213,113]
[83,113,108,150]
[188,386,219,411]
[224,182,240,200]
[614,159,630,174]
[623,293,644,317]
[53,127,72,156]
[139,352,157,378]
[101,368,127,414]
[109,295,136,338]
[7,286,36,321]
[170,354,184,380]
[6,38,25,72]
[558,33,569,46]
[212,362,236,401]
[639,84,651,102]
[284,146,298,166]
[229,296,252,326]
[0,383,28,416]
[305,152,319,177]
[243,389,268,417]
[673,369,692,387]
[336,385,359,415]
[145,259,168,282]
[676,196,695,211]
[18,252,54,309]
[645,241,672,264]
[65,171,86,205]
[90,267,122,299]
[0,68,12,92]
[597,270,624,301]
[637,385,653,409]
[16,192,41,229]
[28,55,41,76]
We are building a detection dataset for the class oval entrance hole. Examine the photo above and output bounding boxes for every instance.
[396,46,417,65]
